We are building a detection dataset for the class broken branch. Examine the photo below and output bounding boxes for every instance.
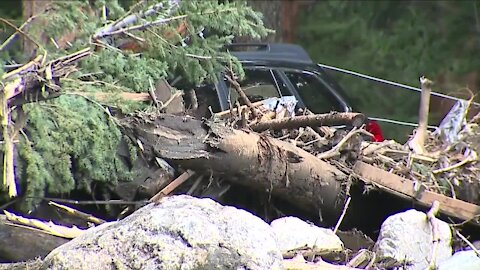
[48,201,106,225]
[426,200,440,270]
[150,170,196,203]
[250,112,366,132]
[317,128,372,160]
[408,76,433,155]
[225,74,258,118]
[333,196,351,234]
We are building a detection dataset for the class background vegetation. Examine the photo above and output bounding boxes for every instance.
[295,1,480,141]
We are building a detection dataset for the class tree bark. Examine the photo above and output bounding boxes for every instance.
[250,112,366,132]
[121,114,348,219]
[0,215,69,262]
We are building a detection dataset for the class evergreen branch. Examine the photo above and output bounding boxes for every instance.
[96,7,238,39]
[106,14,188,36]
[93,0,181,39]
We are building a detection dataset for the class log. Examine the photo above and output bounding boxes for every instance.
[0,215,69,262]
[121,114,348,219]
[353,161,480,224]
[250,112,366,132]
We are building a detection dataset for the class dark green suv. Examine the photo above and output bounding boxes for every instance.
[190,43,384,141]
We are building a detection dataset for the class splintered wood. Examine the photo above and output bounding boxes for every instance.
[353,162,480,223]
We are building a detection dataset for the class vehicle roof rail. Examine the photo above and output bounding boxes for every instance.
[225,43,314,64]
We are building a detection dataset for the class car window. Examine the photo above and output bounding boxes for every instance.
[170,76,223,117]
[227,69,281,104]
[285,71,343,113]
[194,83,222,113]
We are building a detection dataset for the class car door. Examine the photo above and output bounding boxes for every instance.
[222,67,290,107]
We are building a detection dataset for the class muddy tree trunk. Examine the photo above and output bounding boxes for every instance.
[121,114,348,219]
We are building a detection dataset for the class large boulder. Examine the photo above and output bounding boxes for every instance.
[374,209,452,270]
[270,217,344,254]
[437,250,480,270]
[42,195,283,270]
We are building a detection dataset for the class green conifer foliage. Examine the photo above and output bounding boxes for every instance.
[0,0,268,211]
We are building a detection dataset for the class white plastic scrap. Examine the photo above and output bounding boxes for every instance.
[261,96,298,117]
[434,99,469,144]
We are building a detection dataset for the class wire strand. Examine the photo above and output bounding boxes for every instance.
[368,116,438,130]
[317,63,480,107]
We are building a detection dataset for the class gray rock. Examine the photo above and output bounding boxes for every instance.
[42,195,283,270]
[270,217,343,254]
[437,250,480,270]
[374,209,452,270]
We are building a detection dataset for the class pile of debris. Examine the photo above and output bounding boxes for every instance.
[1,1,480,270]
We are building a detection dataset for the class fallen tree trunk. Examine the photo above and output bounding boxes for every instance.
[121,114,349,220]
[250,112,366,132]
[0,215,69,262]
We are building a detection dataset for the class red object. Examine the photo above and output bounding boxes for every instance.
[366,120,384,142]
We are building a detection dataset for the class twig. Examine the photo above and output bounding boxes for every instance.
[333,196,351,234]
[303,127,326,146]
[41,197,147,205]
[317,128,373,160]
[150,170,196,203]
[2,54,44,80]
[186,175,204,195]
[215,99,266,118]
[225,74,258,118]
[122,31,145,42]
[362,140,396,156]
[383,149,437,163]
[0,9,45,52]
[110,0,147,27]
[432,153,478,174]
[426,200,440,270]
[455,230,480,256]
[47,47,92,65]
[293,127,305,145]
[48,201,106,225]
[346,249,374,268]
[4,210,85,239]
[148,78,160,107]
[443,176,457,200]
[158,90,183,111]
[0,18,44,56]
